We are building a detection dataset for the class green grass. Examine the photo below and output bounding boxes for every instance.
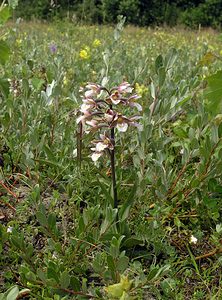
[1,21,222,299]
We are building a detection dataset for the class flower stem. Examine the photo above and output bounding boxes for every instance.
[110,127,118,208]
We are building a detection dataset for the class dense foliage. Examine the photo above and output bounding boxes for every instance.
[1,2,222,299]
[15,0,222,28]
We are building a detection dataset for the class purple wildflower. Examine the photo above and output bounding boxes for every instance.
[49,43,57,54]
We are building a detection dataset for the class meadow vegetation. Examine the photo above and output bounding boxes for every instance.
[1,10,222,300]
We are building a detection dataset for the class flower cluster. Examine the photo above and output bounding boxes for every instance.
[92,39,101,47]
[79,46,90,60]
[78,82,142,161]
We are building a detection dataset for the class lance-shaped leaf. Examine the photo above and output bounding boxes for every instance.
[0,6,11,25]
[0,40,10,65]
[204,70,222,114]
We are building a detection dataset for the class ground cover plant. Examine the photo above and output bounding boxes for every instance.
[1,6,222,299]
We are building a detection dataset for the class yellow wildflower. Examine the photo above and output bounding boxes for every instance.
[92,39,101,47]
[16,39,22,45]
[105,275,133,299]
[135,83,148,97]
[79,49,90,60]
[63,76,68,86]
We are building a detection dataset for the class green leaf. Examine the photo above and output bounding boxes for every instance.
[0,294,4,300]
[70,276,81,291]
[25,271,36,283]
[0,78,10,97]
[161,278,176,296]
[6,286,19,300]
[165,48,177,70]
[107,255,116,276]
[37,269,47,283]
[43,145,56,161]
[47,267,59,283]
[36,211,47,227]
[147,267,159,281]
[204,71,222,114]
[8,0,19,9]
[122,237,143,249]
[31,77,44,91]
[26,244,34,258]
[100,207,117,236]
[48,213,56,230]
[0,40,10,65]
[150,82,155,99]
[173,126,187,138]
[158,66,166,87]
[60,270,70,289]
[199,51,216,66]
[119,180,137,221]
[147,265,170,281]
[116,256,129,273]
[10,236,22,249]
[155,54,163,73]
[97,177,113,206]
[0,6,11,25]
[218,123,222,138]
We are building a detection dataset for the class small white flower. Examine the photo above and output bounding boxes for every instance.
[190,235,198,244]
[76,115,85,124]
[73,148,77,158]
[118,82,133,93]
[86,119,98,127]
[117,122,128,132]
[80,103,91,113]
[110,92,121,105]
[104,113,114,123]
[96,142,108,152]
[7,226,13,233]
[85,90,96,98]
[180,149,184,155]
[130,102,142,112]
[85,83,101,98]
[91,152,103,162]
[52,252,58,259]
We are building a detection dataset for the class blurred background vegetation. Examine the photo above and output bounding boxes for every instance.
[15,0,222,28]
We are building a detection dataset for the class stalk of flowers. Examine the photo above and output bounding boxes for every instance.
[78,82,142,155]
[77,81,142,208]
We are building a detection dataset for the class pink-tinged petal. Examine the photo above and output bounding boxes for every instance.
[99,134,106,140]
[86,83,101,90]
[96,142,107,152]
[129,94,141,100]
[85,90,96,98]
[86,120,98,127]
[111,99,121,105]
[82,98,95,104]
[118,82,133,93]
[130,115,143,120]
[91,152,103,162]
[128,101,143,111]
[130,122,143,131]
[136,124,143,131]
[76,115,85,124]
[117,122,128,132]
[84,83,101,98]
[104,113,114,122]
[80,103,92,113]
[110,92,121,105]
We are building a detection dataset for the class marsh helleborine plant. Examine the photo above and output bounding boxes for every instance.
[77,82,142,208]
